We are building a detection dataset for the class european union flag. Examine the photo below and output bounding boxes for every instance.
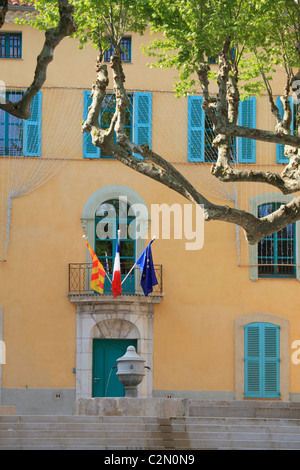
[136,240,158,296]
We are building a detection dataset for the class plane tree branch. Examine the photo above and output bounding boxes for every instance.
[0,0,77,119]
[82,51,300,245]
[0,0,8,29]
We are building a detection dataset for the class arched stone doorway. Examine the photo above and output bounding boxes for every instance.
[73,296,159,399]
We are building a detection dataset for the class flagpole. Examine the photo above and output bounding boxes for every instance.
[111,229,122,298]
[104,270,112,284]
[121,263,136,285]
[104,251,112,284]
[121,236,156,285]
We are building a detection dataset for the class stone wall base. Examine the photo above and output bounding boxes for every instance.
[74,397,300,419]
[0,406,15,416]
[74,397,189,418]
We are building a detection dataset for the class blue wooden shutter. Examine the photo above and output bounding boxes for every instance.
[276,97,293,164]
[134,92,152,159]
[0,107,4,154]
[83,90,99,159]
[244,323,280,398]
[264,324,280,397]
[244,324,260,397]
[23,91,42,157]
[187,96,205,162]
[238,97,256,163]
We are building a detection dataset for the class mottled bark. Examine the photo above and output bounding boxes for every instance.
[0,0,8,29]
[211,165,300,194]
[213,43,239,172]
[214,120,300,147]
[0,0,77,119]
[197,40,300,199]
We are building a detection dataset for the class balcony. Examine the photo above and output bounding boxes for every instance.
[68,262,163,298]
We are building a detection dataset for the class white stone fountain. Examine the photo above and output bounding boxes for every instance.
[116,346,146,397]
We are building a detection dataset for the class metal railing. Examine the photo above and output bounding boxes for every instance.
[68,262,163,297]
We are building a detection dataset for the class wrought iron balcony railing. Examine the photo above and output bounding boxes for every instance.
[68,262,163,297]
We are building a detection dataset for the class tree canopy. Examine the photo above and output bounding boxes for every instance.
[3,0,300,244]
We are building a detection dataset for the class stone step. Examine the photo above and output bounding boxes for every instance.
[0,427,298,440]
[188,400,300,419]
[1,415,299,425]
[1,421,299,434]
[0,414,300,450]
[0,436,299,450]
[0,416,159,423]
[172,416,300,431]
[0,422,162,432]
[0,437,169,447]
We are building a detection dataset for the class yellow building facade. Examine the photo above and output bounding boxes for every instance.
[0,3,300,415]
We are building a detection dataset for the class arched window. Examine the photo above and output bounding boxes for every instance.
[81,185,149,295]
[95,198,136,294]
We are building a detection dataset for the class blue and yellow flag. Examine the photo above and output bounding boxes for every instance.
[136,240,158,296]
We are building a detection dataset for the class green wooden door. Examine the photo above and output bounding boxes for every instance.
[92,339,137,397]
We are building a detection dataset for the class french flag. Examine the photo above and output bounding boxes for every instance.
[111,232,122,298]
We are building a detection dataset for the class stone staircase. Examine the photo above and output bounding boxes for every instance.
[0,412,300,449]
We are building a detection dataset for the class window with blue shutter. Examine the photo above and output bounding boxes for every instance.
[276,97,293,164]
[134,92,152,159]
[83,91,135,159]
[0,91,23,156]
[187,96,236,162]
[238,97,256,163]
[244,322,280,398]
[101,94,133,159]
[0,108,4,154]
[0,90,41,157]
[187,96,205,162]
